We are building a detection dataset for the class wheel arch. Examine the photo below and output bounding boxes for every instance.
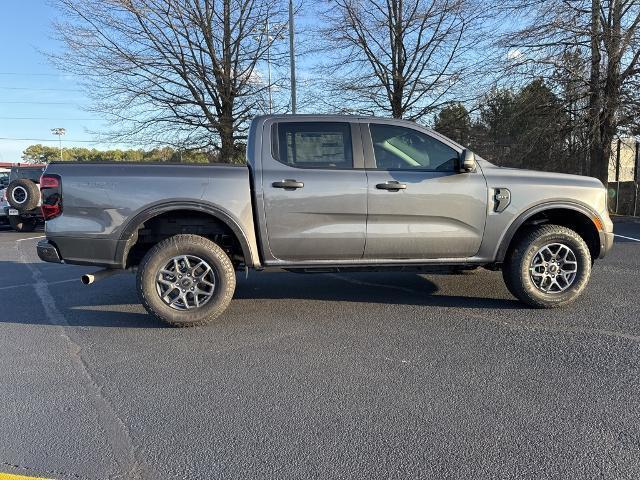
[496,202,604,263]
[115,201,256,269]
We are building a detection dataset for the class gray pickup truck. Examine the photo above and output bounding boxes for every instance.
[37,115,614,326]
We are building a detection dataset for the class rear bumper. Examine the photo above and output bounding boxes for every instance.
[2,205,42,218]
[38,235,121,267]
[37,239,62,263]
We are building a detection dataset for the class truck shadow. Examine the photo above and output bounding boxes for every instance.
[234,270,522,310]
[0,262,521,329]
[0,224,45,232]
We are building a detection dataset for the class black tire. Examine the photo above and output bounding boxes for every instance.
[9,215,37,232]
[7,179,40,211]
[502,224,592,308]
[137,234,236,327]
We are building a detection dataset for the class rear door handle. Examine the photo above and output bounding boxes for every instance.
[272,179,304,189]
[376,181,406,191]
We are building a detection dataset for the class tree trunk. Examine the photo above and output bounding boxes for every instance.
[590,0,624,187]
[390,0,404,119]
[219,128,235,163]
[218,104,235,163]
[218,0,235,163]
[588,0,602,181]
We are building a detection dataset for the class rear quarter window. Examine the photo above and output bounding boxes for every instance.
[10,167,44,183]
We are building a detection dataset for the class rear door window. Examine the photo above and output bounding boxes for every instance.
[275,122,353,169]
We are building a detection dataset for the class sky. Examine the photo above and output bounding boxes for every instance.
[0,1,106,162]
[0,0,316,163]
[0,1,499,163]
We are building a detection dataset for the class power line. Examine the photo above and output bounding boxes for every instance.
[0,101,76,105]
[0,86,82,92]
[0,136,135,144]
[0,117,99,120]
[0,72,77,77]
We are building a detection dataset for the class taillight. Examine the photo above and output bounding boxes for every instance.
[40,175,60,189]
[40,174,62,220]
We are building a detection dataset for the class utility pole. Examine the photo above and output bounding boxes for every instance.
[254,4,297,115]
[254,20,284,114]
[288,0,297,114]
[51,127,66,161]
[266,19,273,114]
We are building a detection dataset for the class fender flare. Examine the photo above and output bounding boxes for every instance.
[114,200,255,268]
[495,201,603,262]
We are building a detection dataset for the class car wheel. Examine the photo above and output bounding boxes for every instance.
[9,215,37,232]
[502,224,592,308]
[7,179,40,211]
[137,234,236,327]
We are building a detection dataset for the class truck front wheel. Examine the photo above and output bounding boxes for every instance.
[137,234,236,327]
[502,225,592,308]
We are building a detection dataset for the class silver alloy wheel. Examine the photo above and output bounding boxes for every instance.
[11,186,27,205]
[156,254,216,310]
[529,242,578,294]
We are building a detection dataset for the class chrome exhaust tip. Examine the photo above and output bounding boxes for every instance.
[81,269,120,285]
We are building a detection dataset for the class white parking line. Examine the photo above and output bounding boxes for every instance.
[0,277,78,291]
[15,235,45,242]
[614,234,640,242]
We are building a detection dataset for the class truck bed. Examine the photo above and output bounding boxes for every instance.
[43,162,258,267]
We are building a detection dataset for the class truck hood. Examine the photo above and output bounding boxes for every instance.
[477,159,605,190]
[476,159,611,231]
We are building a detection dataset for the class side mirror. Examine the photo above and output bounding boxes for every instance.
[460,149,476,173]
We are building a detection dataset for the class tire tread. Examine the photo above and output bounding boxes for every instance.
[136,234,236,327]
[502,224,591,308]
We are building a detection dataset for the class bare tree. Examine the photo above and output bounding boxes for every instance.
[316,0,492,120]
[52,0,288,162]
[498,0,640,185]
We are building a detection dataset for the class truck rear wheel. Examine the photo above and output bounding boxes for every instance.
[502,225,592,308]
[137,234,236,327]
[9,215,37,232]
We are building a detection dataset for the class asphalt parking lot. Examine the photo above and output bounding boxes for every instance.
[0,221,639,480]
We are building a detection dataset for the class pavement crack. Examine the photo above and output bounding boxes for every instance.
[16,240,144,480]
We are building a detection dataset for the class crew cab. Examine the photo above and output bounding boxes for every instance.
[37,115,614,326]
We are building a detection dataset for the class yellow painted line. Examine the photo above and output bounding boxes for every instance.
[0,473,52,480]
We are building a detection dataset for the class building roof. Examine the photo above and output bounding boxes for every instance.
[0,162,47,168]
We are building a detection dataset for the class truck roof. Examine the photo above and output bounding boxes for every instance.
[254,113,426,125]
[252,114,464,150]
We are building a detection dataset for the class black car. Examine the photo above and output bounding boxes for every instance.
[0,169,9,226]
[4,165,45,232]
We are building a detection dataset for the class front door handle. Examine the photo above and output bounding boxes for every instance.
[272,179,304,190]
[376,181,407,191]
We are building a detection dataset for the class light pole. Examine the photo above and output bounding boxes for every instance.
[288,0,297,114]
[254,21,285,114]
[51,127,66,161]
[266,19,273,113]
[254,6,297,115]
